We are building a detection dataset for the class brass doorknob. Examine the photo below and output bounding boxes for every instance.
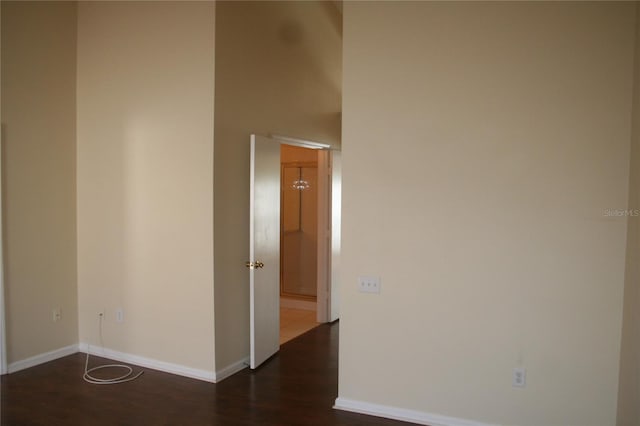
[245,261,265,269]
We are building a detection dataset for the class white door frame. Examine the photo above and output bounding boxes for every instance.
[270,135,337,323]
[0,130,6,375]
[329,150,341,322]
[0,183,5,374]
[316,150,330,323]
[0,2,6,375]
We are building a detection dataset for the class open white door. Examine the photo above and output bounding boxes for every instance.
[249,134,281,369]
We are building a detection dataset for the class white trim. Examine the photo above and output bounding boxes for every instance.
[8,344,79,373]
[6,343,227,384]
[0,53,6,373]
[333,397,500,426]
[0,289,5,374]
[329,150,341,322]
[249,135,256,368]
[316,150,330,323]
[79,343,215,383]
[215,357,249,382]
[270,134,330,150]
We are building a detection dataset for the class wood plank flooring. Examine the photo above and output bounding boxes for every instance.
[1,322,410,426]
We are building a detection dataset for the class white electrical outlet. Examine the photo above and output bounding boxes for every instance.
[116,308,124,322]
[358,276,381,293]
[52,308,61,322]
[512,367,526,388]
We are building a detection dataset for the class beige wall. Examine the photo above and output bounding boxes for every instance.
[77,1,216,372]
[617,3,640,425]
[340,2,635,425]
[213,1,341,369]
[1,1,78,364]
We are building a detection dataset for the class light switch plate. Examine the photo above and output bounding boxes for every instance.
[358,276,381,293]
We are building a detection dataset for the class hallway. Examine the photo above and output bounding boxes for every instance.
[280,307,319,344]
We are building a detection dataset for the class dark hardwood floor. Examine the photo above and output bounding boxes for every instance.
[1,322,410,425]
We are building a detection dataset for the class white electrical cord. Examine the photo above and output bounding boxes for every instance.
[83,313,144,385]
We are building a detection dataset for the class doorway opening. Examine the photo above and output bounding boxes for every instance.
[248,134,340,369]
[279,144,321,344]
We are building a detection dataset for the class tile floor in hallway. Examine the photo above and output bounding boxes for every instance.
[280,307,319,344]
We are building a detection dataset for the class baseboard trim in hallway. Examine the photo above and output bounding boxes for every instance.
[334,397,498,426]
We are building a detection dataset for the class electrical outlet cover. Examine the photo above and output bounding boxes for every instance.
[512,367,526,388]
[358,276,381,293]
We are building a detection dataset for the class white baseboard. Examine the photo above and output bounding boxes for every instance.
[215,357,249,382]
[79,343,215,383]
[8,344,79,373]
[7,343,243,384]
[334,397,499,426]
